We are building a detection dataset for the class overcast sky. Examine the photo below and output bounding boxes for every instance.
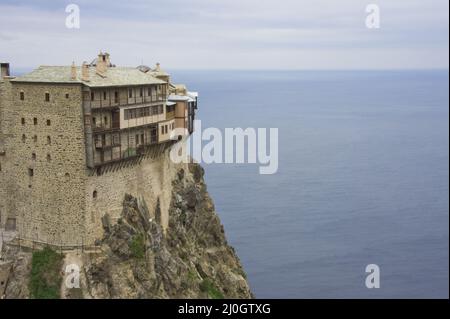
[0,0,448,70]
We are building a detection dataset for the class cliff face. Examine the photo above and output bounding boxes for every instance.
[2,162,252,299]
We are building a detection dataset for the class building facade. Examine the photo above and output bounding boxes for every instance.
[0,53,197,246]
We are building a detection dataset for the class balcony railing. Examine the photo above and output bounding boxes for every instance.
[95,140,121,149]
[92,124,120,133]
[85,94,168,110]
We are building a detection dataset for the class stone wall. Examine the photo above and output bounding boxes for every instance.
[84,147,188,243]
[0,81,89,246]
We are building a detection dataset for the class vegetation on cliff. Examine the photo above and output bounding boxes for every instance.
[29,247,63,299]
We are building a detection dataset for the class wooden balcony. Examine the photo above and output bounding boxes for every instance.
[86,94,168,110]
[166,111,175,120]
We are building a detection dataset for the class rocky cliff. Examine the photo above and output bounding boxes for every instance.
[1,162,252,299]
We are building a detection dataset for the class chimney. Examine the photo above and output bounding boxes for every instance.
[155,62,161,71]
[81,62,90,82]
[70,61,77,80]
[1,62,10,78]
[96,51,109,74]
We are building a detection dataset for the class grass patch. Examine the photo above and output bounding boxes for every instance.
[200,278,224,299]
[29,246,64,299]
[130,233,146,259]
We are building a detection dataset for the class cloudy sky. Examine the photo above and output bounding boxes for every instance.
[0,0,448,70]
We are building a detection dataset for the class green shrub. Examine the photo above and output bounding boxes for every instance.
[130,234,145,259]
[29,246,64,299]
[200,278,224,299]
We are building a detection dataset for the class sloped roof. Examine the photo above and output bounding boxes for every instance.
[12,66,167,87]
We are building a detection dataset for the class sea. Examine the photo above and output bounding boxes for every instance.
[170,69,449,298]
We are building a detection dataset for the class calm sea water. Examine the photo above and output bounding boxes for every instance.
[171,70,449,298]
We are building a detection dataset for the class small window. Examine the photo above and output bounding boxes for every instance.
[104,117,108,125]
[22,134,26,143]
[114,91,119,103]
[32,152,36,160]
[20,91,25,100]
[28,168,34,177]
[33,118,37,125]
[129,88,133,98]
[46,119,51,126]
[45,93,50,102]
[47,154,51,162]
[33,135,37,143]
[139,88,143,97]
[103,91,107,100]
[21,118,25,125]
[91,92,95,101]
[93,190,97,199]
[65,93,69,99]
[47,136,51,145]
[92,117,96,125]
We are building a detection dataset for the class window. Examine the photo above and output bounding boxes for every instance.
[148,87,151,95]
[20,91,25,100]
[65,93,69,99]
[28,168,34,177]
[93,190,97,199]
[161,126,164,134]
[139,88,143,97]
[165,125,168,134]
[21,118,25,125]
[33,135,37,143]
[104,117,108,125]
[22,134,26,143]
[135,134,139,145]
[33,118,37,125]
[45,93,50,102]
[32,152,36,160]
[47,136,51,145]
[93,117,96,125]
[114,91,119,103]
[141,134,144,144]
[46,119,51,126]
[47,154,51,162]
[91,92,95,101]
[103,91,107,100]
[113,133,120,145]
[129,88,133,98]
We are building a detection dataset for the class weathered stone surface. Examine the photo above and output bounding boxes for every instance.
[82,162,252,298]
